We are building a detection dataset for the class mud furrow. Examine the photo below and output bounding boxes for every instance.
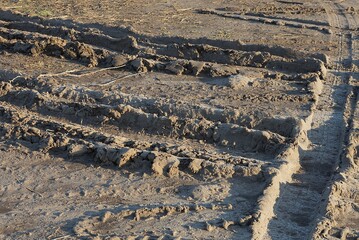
[0,11,329,78]
[216,5,327,15]
[243,12,329,27]
[0,71,286,168]
[0,26,253,77]
[264,2,357,239]
[0,101,269,179]
[0,9,331,63]
[0,74,291,155]
[197,9,332,34]
[1,69,318,138]
[0,25,327,77]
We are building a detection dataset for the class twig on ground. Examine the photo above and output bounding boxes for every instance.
[89,72,141,87]
[46,227,61,239]
[50,235,72,240]
[9,75,23,83]
[25,186,43,197]
[176,8,193,12]
[37,65,126,79]
[15,178,43,197]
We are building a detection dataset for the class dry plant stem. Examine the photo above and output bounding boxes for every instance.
[89,72,142,87]
[37,65,126,79]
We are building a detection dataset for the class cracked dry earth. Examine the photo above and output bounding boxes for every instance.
[0,0,358,239]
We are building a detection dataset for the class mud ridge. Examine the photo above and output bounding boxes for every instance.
[197,9,332,35]
[74,203,254,238]
[1,69,314,138]
[0,73,289,155]
[0,10,329,77]
[0,9,331,64]
[249,73,323,239]
[216,5,327,15]
[0,102,269,180]
[250,112,313,240]
[244,12,329,27]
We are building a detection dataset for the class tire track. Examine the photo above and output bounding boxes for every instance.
[311,1,359,238]
[264,1,357,239]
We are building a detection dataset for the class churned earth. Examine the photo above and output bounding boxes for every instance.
[0,0,358,239]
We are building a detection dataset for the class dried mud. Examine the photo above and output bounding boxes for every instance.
[0,1,358,240]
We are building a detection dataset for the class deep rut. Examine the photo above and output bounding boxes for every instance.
[267,67,348,240]
[266,1,357,239]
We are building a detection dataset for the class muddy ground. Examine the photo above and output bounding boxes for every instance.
[0,0,358,239]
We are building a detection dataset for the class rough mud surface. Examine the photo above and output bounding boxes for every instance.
[0,0,358,239]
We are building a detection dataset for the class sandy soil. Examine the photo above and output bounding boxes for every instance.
[0,0,358,239]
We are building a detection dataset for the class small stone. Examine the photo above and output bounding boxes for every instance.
[102,211,112,222]
[165,61,185,75]
[206,222,215,232]
[131,58,147,72]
